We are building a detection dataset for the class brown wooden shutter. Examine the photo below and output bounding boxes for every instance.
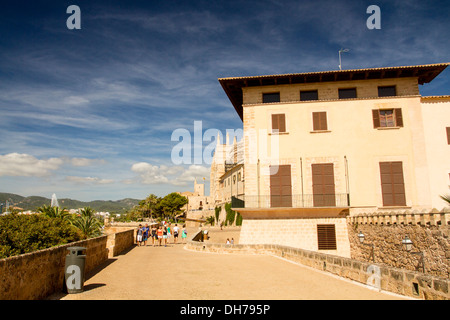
[317,224,337,250]
[372,110,380,128]
[312,163,336,207]
[272,114,279,131]
[446,127,450,145]
[379,161,406,206]
[278,113,286,132]
[394,108,403,127]
[270,165,292,207]
[313,112,327,131]
[272,114,286,133]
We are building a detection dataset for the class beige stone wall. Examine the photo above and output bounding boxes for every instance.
[239,217,351,258]
[242,77,419,105]
[241,92,443,213]
[348,210,450,278]
[420,97,450,209]
[0,229,134,300]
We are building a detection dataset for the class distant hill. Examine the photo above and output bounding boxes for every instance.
[0,193,140,215]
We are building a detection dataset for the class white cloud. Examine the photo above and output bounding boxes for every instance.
[69,157,106,167]
[0,153,64,177]
[0,153,108,177]
[130,162,209,186]
[64,96,90,105]
[65,176,115,185]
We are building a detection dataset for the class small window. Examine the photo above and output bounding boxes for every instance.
[271,113,286,133]
[338,88,357,99]
[446,127,450,145]
[312,112,328,131]
[317,224,337,250]
[378,86,396,97]
[300,90,318,101]
[372,109,403,128]
[263,92,280,103]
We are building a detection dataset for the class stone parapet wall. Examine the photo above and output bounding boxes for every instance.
[0,229,134,300]
[348,208,450,226]
[185,240,449,300]
[347,209,450,278]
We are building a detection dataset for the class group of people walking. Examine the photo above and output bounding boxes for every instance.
[136,223,187,247]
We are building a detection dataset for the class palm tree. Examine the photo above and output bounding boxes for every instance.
[70,207,103,238]
[440,194,450,206]
[37,204,69,220]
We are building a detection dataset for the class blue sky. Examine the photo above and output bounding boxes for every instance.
[0,0,449,201]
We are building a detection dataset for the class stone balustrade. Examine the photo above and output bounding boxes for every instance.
[347,208,450,226]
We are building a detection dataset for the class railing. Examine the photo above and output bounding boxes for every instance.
[232,194,349,209]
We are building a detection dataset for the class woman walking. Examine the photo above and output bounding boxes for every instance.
[181,225,187,244]
[157,225,163,246]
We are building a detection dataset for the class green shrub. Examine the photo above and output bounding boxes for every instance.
[0,214,84,258]
[224,203,236,226]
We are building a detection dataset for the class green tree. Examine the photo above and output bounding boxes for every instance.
[70,207,103,238]
[205,216,215,226]
[37,204,69,220]
[159,193,188,220]
[0,213,83,258]
[139,194,160,219]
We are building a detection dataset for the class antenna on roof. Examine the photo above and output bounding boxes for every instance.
[339,48,350,70]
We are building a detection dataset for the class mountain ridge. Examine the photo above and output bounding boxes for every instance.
[0,192,140,214]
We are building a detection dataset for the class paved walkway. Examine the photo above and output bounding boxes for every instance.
[52,238,407,300]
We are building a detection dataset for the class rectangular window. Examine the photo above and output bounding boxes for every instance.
[270,165,292,208]
[312,163,336,207]
[263,92,280,103]
[300,90,318,101]
[312,112,328,131]
[446,127,450,145]
[379,161,406,206]
[271,113,286,133]
[372,109,403,128]
[378,86,397,97]
[317,224,337,250]
[338,88,357,99]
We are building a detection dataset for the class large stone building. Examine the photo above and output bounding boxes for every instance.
[210,132,244,225]
[181,179,214,221]
[219,62,450,257]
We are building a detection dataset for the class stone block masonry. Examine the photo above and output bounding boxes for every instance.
[348,209,450,278]
[0,229,134,300]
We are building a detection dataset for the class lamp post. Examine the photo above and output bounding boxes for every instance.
[339,48,350,70]
[402,235,425,273]
[358,231,375,262]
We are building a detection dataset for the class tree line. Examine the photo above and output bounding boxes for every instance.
[119,192,188,222]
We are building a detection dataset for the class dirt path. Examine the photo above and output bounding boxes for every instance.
[52,239,407,300]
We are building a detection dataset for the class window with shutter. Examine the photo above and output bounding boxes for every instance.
[312,163,336,207]
[446,127,450,145]
[271,113,286,133]
[270,165,292,207]
[317,224,337,250]
[372,109,403,128]
[312,112,327,131]
[379,161,406,206]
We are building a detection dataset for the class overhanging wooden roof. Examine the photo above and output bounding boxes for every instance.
[218,63,449,120]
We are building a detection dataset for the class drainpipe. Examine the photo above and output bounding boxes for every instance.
[344,155,350,206]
